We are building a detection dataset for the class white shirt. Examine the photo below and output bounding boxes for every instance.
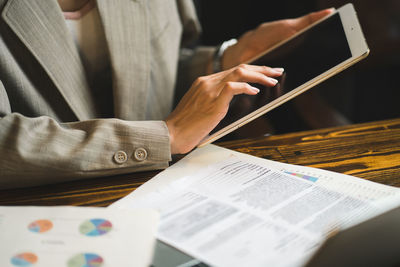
[64,4,109,82]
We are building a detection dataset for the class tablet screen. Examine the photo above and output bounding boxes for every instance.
[211,13,352,134]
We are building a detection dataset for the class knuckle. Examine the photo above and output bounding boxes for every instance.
[255,23,265,32]
[224,81,235,90]
[263,66,271,72]
[193,77,202,86]
[245,83,253,90]
[195,76,209,87]
[195,76,205,83]
[282,19,293,27]
[200,87,216,99]
[284,19,297,33]
[225,81,233,88]
[234,66,246,76]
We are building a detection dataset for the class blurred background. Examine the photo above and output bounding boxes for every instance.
[193,0,400,139]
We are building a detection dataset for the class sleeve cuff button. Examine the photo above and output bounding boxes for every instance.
[134,148,148,161]
[114,150,128,164]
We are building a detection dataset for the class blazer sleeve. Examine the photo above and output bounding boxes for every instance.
[0,80,171,189]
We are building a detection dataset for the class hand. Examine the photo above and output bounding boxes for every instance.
[222,8,335,69]
[165,64,284,154]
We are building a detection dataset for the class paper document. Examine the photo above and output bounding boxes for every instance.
[112,145,400,267]
[0,206,158,267]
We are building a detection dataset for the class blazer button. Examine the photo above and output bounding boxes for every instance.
[134,148,147,161]
[114,151,128,164]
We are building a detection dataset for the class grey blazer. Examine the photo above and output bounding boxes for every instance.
[0,0,215,189]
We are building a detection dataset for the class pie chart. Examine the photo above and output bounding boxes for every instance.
[11,252,38,266]
[79,218,112,236]
[67,253,103,267]
[28,219,53,233]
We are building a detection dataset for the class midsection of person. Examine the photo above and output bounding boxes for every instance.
[0,0,183,121]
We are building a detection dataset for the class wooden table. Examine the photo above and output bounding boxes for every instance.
[1,118,400,207]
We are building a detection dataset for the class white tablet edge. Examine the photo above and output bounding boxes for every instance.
[198,3,369,147]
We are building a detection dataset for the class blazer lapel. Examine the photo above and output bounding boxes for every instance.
[1,0,97,120]
[97,0,149,120]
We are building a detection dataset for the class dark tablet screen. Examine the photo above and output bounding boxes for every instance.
[211,13,352,134]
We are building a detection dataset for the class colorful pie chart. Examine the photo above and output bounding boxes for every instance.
[28,219,53,233]
[67,253,103,267]
[79,218,112,236]
[11,252,38,266]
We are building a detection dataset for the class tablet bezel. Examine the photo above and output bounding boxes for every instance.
[198,3,369,147]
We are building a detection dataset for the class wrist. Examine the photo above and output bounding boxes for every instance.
[221,44,238,70]
[212,38,237,72]
[165,120,177,155]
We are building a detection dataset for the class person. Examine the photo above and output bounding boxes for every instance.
[0,0,332,188]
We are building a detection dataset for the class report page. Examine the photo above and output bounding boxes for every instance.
[113,145,400,267]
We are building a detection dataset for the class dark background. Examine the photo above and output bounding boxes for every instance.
[193,0,400,138]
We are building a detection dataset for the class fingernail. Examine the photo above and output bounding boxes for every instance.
[273,68,285,73]
[269,78,278,84]
[251,87,260,93]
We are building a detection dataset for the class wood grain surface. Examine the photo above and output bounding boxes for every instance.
[1,118,400,207]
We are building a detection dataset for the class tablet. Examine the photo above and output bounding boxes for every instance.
[199,3,369,147]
